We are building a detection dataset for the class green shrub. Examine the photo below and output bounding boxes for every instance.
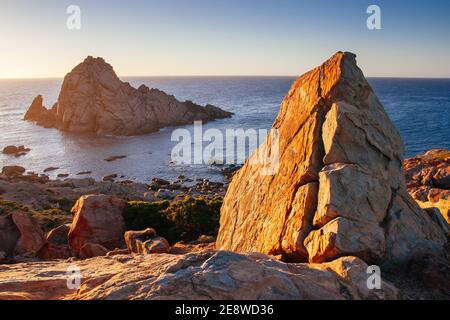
[32,208,72,232]
[123,196,223,243]
[0,200,70,232]
[123,200,172,237]
[46,197,76,213]
[0,200,28,215]
[166,196,221,242]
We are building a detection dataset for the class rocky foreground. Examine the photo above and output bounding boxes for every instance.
[24,56,232,135]
[0,52,449,300]
[405,149,450,224]
[0,251,398,300]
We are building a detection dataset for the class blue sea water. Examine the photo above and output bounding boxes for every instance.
[0,77,449,183]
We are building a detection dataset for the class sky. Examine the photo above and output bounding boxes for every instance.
[0,0,449,78]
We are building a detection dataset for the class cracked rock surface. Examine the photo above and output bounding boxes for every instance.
[217,51,447,266]
[0,251,397,300]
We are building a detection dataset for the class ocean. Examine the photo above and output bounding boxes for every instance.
[0,77,449,183]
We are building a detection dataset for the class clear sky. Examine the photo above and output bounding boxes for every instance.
[1,0,449,78]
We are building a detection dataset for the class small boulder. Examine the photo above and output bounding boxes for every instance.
[102,174,117,182]
[2,166,26,178]
[68,195,127,253]
[79,242,109,259]
[11,211,46,258]
[2,146,19,155]
[104,156,126,162]
[124,228,170,254]
[155,188,173,200]
[38,243,72,260]
[46,224,70,246]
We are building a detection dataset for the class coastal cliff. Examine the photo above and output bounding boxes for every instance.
[24,56,232,135]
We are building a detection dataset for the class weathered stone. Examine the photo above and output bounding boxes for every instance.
[46,224,70,246]
[155,188,173,200]
[11,211,46,258]
[24,57,232,136]
[217,52,447,266]
[102,174,117,182]
[2,146,19,155]
[125,228,170,254]
[68,195,126,252]
[38,243,72,260]
[304,217,386,263]
[2,166,26,178]
[0,215,20,258]
[104,156,126,162]
[0,251,398,300]
[79,242,109,259]
[404,149,450,223]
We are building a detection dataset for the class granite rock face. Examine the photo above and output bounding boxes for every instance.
[404,149,450,223]
[24,56,232,135]
[0,251,398,300]
[217,52,447,266]
[68,194,126,254]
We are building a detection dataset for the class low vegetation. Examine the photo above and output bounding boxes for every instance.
[31,209,72,232]
[0,200,71,232]
[0,200,28,215]
[123,196,222,243]
[2,196,223,240]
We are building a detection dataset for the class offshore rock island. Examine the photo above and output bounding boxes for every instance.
[24,56,233,136]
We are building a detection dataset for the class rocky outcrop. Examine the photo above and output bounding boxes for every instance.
[24,57,232,136]
[404,149,450,223]
[125,228,170,254]
[1,166,25,178]
[11,212,46,258]
[0,174,150,211]
[0,211,45,260]
[2,145,30,157]
[0,251,398,300]
[23,95,57,128]
[217,52,447,266]
[68,195,126,254]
